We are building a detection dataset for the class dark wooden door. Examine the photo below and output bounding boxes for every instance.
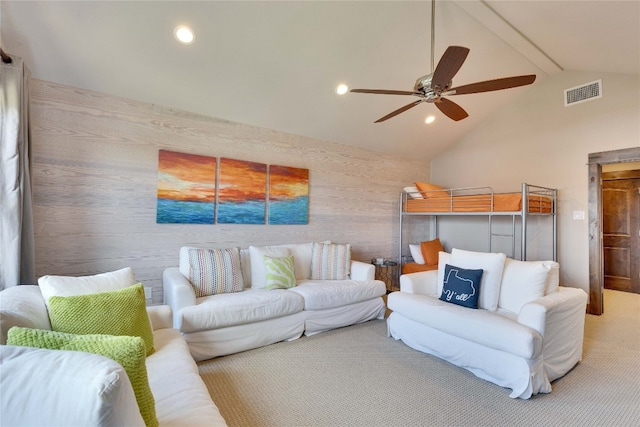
[603,171,640,294]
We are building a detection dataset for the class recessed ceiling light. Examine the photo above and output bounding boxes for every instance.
[174,25,195,45]
[336,84,349,95]
[425,115,435,124]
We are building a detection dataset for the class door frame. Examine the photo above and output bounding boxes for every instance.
[588,147,640,315]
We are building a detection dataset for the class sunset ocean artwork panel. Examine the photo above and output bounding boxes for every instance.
[156,150,216,224]
[268,165,309,224]
[218,158,267,224]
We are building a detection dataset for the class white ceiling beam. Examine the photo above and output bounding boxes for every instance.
[452,0,563,75]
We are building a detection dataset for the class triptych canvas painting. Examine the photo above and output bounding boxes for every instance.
[156,150,309,225]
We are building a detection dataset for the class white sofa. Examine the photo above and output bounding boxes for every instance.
[387,249,588,399]
[163,242,387,361]
[0,281,227,426]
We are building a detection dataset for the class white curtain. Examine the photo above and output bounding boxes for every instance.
[0,53,36,289]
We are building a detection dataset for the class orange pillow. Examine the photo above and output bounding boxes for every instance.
[415,182,449,198]
[420,238,444,266]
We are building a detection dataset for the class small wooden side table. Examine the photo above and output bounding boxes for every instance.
[371,260,399,292]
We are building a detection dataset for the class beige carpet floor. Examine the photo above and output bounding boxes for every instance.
[198,290,640,426]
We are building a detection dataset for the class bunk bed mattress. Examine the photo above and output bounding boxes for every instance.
[405,193,553,213]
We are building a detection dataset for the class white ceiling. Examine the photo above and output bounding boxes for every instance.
[2,1,639,161]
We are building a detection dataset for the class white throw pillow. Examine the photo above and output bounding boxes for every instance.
[409,244,425,264]
[285,242,316,281]
[239,248,252,287]
[450,248,506,311]
[498,258,550,314]
[543,261,560,294]
[404,186,423,199]
[436,251,452,296]
[249,245,291,288]
[38,267,136,308]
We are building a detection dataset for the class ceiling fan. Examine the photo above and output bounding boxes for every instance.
[351,1,536,123]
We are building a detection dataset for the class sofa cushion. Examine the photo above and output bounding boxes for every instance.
[147,328,226,426]
[249,245,291,288]
[181,247,244,297]
[0,345,145,427]
[439,264,483,309]
[38,267,136,307]
[264,255,296,290]
[180,288,304,333]
[450,249,506,311]
[7,327,157,427]
[310,242,351,280]
[387,292,542,359]
[288,280,386,311]
[499,259,550,314]
[421,238,444,266]
[48,283,155,356]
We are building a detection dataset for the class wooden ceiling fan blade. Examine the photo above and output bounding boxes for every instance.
[351,89,417,96]
[432,46,470,90]
[435,98,468,121]
[374,100,423,123]
[449,74,536,95]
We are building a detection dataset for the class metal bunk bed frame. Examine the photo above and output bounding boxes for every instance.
[399,183,557,265]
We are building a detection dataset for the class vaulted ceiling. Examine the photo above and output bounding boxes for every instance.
[2,1,639,160]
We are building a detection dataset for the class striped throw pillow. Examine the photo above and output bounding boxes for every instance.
[187,247,244,297]
[310,242,351,280]
[264,255,296,290]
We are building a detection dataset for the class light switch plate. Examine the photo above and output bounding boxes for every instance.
[144,287,152,299]
[572,210,585,220]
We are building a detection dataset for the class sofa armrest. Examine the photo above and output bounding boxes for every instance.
[162,268,196,329]
[518,286,588,336]
[399,270,438,296]
[1,345,145,427]
[146,305,173,331]
[518,286,588,381]
[351,260,374,281]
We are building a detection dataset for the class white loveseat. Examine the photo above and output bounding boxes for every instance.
[0,272,227,427]
[163,242,387,361]
[387,249,588,399]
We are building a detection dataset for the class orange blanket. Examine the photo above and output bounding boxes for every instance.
[405,193,553,213]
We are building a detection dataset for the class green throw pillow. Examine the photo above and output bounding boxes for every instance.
[48,283,155,356]
[7,327,158,427]
[264,255,296,290]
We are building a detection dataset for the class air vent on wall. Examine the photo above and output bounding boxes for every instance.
[564,79,602,106]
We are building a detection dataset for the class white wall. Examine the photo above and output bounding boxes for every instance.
[430,71,640,292]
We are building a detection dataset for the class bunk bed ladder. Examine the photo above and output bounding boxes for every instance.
[488,214,518,259]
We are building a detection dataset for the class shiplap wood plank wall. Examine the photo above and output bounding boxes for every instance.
[30,80,431,304]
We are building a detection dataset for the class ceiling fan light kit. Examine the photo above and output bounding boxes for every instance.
[351,1,536,123]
